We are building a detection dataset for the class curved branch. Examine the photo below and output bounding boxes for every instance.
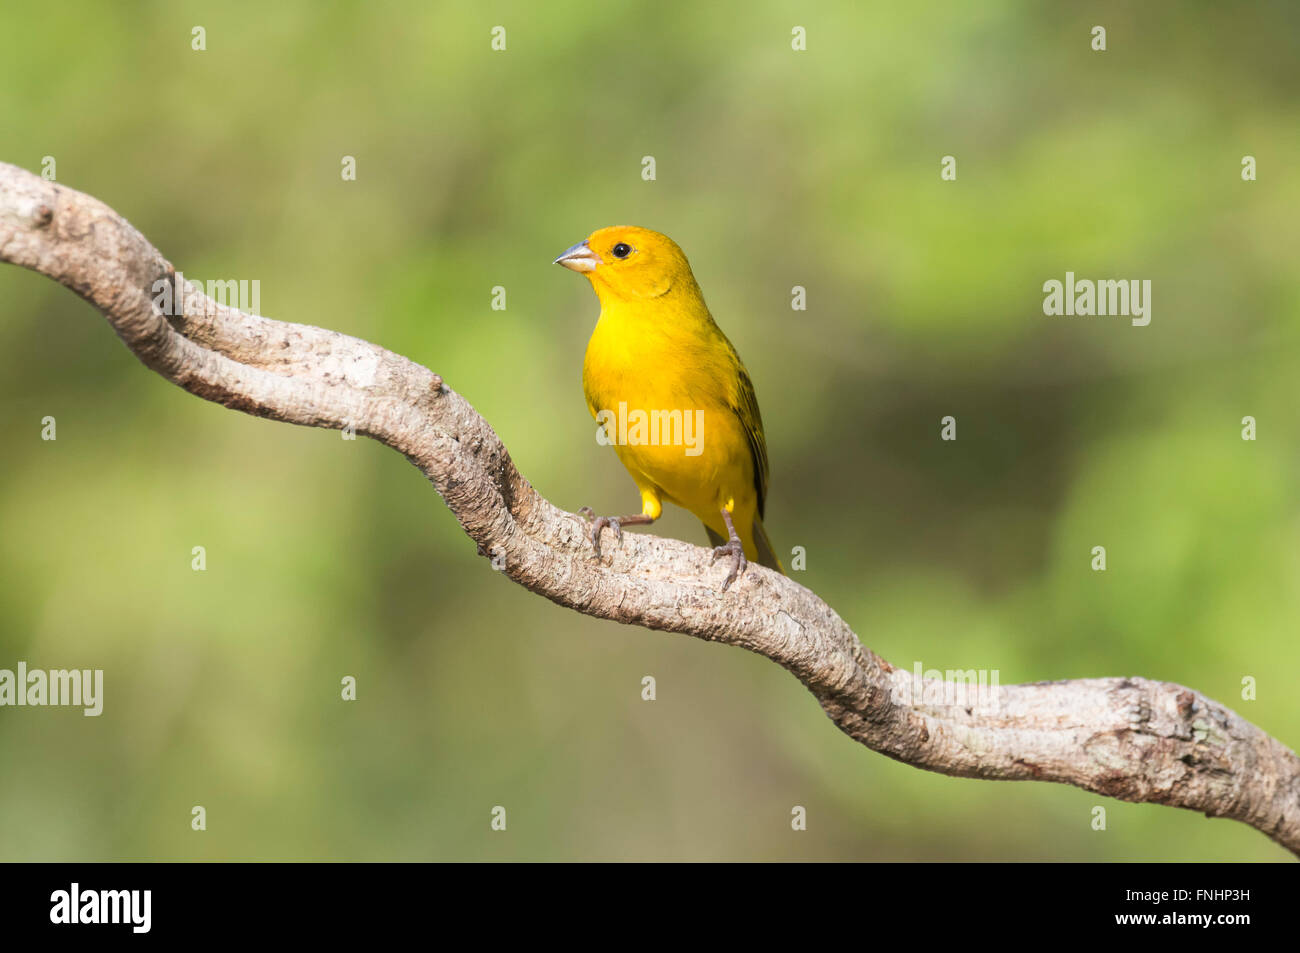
[3,161,1296,856]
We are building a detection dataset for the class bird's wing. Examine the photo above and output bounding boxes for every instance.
[731,360,770,519]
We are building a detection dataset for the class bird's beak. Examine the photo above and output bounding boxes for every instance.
[554,241,601,273]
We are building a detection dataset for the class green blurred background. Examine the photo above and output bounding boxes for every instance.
[1,1,1297,861]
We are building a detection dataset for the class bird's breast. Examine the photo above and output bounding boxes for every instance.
[581,307,753,513]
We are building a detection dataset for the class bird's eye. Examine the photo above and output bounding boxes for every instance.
[611,243,632,259]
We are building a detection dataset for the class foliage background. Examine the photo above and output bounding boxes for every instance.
[1,1,1297,860]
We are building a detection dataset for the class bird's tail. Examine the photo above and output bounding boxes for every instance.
[751,515,784,574]
[705,516,784,574]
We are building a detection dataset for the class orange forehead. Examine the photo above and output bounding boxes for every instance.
[585,226,679,257]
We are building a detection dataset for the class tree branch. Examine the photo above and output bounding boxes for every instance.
[3,161,1296,857]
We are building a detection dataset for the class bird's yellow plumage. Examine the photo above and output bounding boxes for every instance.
[555,226,781,589]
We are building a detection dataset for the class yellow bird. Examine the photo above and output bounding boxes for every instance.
[555,226,782,590]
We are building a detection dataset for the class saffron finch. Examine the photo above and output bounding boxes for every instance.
[555,226,782,590]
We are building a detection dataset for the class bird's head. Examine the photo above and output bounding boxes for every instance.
[554,226,696,302]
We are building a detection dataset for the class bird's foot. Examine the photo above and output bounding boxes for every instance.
[711,536,748,592]
[578,506,623,559]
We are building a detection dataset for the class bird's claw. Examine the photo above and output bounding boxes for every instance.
[578,507,622,559]
[711,538,747,592]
